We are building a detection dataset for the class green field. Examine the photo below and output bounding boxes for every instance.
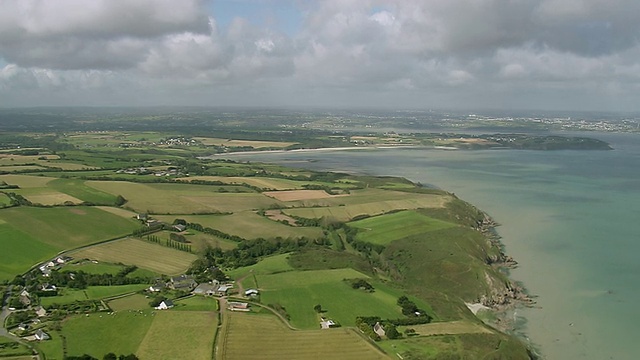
[71,238,197,275]
[108,294,151,312]
[0,336,32,357]
[349,210,456,245]
[180,175,358,191]
[136,311,218,360]
[256,268,411,329]
[227,253,294,279]
[87,181,282,213]
[221,312,389,360]
[62,310,154,358]
[35,330,64,360]
[173,296,219,311]
[41,284,150,307]
[48,178,118,204]
[0,222,58,281]
[0,206,139,250]
[0,193,11,207]
[155,212,324,240]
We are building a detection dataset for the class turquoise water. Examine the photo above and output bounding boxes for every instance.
[224,132,640,360]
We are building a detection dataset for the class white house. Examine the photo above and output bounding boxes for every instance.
[35,329,50,341]
[155,300,174,310]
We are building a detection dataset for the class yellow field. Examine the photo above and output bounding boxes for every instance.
[71,238,197,275]
[0,154,59,165]
[137,311,217,360]
[263,189,346,201]
[0,174,55,187]
[399,321,492,336]
[193,137,298,148]
[27,192,83,205]
[220,312,389,360]
[0,165,48,172]
[177,176,304,190]
[94,206,137,219]
[87,181,282,213]
[284,195,450,222]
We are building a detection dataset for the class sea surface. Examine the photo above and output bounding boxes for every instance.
[221,132,640,360]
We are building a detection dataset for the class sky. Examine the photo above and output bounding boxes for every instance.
[1,0,640,112]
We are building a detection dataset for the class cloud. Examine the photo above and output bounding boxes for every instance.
[0,0,639,110]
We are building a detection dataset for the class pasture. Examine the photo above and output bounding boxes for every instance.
[48,178,118,204]
[62,309,154,358]
[155,212,323,240]
[107,294,151,312]
[0,174,54,188]
[173,296,219,311]
[256,269,406,329]
[87,181,282,213]
[0,222,59,280]
[0,193,11,207]
[349,211,456,245]
[136,311,217,360]
[226,253,294,280]
[41,284,149,307]
[71,238,197,275]
[220,312,389,360]
[0,206,140,250]
[263,189,346,201]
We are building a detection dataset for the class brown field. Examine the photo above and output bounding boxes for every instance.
[220,312,389,360]
[193,137,298,148]
[27,192,83,205]
[71,238,197,275]
[264,210,299,225]
[263,189,346,202]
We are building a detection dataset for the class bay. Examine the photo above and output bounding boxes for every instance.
[221,132,640,360]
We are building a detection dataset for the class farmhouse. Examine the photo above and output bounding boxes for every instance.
[169,275,196,290]
[245,289,259,297]
[215,284,233,296]
[172,224,187,232]
[148,283,165,292]
[35,329,50,341]
[373,322,386,337]
[193,282,218,296]
[320,318,336,329]
[35,306,47,318]
[156,300,174,310]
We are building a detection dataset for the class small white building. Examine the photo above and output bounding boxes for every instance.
[35,329,50,341]
[245,289,259,297]
[155,300,174,310]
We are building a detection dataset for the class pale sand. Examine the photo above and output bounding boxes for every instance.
[465,302,491,315]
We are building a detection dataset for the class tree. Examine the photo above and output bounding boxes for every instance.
[115,195,127,206]
[103,353,117,360]
[313,304,322,313]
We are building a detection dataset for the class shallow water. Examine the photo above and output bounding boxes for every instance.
[223,132,640,360]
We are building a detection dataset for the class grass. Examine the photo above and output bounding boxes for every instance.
[71,238,197,275]
[179,176,357,191]
[35,330,64,360]
[192,137,298,148]
[0,193,11,207]
[62,310,154,358]
[221,312,389,360]
[226,253,294,279]
[0,336,32,357]
[0,206,140,250]
[173,296,219,311]
[136,311,218,360]
[0,222,58,281]
[349,210,456,245]
[48,178,118,204]
[155,212,323,240]
[108,294,151,312]
[256,268,411,329]
[40,284,149,307]
[0,174,54,187]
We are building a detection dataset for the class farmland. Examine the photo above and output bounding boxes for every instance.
[220,312,389,360]
[349,210,456,245]
[155,212,324,240]
[71,238,197,275]
[41,284,149,307]
[255,268,411,329]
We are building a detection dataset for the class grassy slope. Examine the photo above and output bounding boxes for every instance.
[349,210,456,245]
[0,222,59,281]
[41,284,150,307]
[48,178,118,205]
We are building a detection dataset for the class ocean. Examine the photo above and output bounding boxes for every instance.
[221,132,640,360]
